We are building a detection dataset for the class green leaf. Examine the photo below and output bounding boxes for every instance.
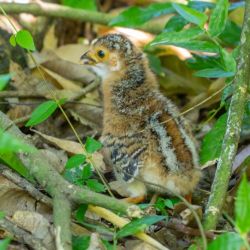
[219,20,241,46]
[0,211,5,220]
[0,130,35,154]
[147,53,164,76]
[26,100,58,127]
[172,3,208,27]
[75,204,88,223]
[65,154,86,169]
[109,3,174,27]
[0,153,32,180]
[86,179,106,193]
[72,236,90,250]
[208,0,229,37]
[0,238,11,250]
[16,30,36,51]
[169,40,220,53]
[194,68,235,78]
[207,232,244,250]
[219,49,236,73]
[200,113,227,165]
[164,199,174,209]
[85,137,102,153]
[9,34,16,47]
[116,216,165,238]
[0,74,11,91]
[62,0,96,11]
[63,166,83,185]
[235,175,250,234]
[164,15,188,32]
[82,164,92,180]
[149,27,204,46]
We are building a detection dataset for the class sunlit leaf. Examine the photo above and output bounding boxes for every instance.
[85,137,102,153]
[219,49,236,73]
[109,3,174,27]
[0,74,11,91]
[200,113,227,165]
[149,27,204,46]
[26,100,58,127]
[207,232,244,250]
[117,216,165,238]
[65,154,86,169]
[9,34,16,47]
[235,175,250,234]
[172,3,207,27]
[208,0,229,37]
[16,30,36,51]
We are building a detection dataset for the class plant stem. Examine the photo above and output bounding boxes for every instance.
[0,2,164,34]
[203,0,250,230]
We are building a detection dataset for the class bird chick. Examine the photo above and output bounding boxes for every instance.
[81,34,201,198]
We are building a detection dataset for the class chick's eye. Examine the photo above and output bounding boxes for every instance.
[97,50,105,58]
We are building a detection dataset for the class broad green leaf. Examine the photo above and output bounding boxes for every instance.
[9,34,16,47]
[117,216,165,238]
[75,204,88,223]
[208,0,229,37]
[0,130,35,154]
[0,238,11,250]
[172,3,207,27]
[16,30,36,51]
[72,236,90,250]
[194,68,235,78]
[149,27,204,46]
[63,166,83,185]
[219,20,241,46]
[200,113,227,165]
[82,164,92,180]
[65,154,86,169]
[164,15,188,32]
[187,55,222,70]
[147,53,164,76]
[85,137,102,153]
[219,49,236,73]
[207,232,243,250]
[0,153,31,180]
[86,179,106,193]
[188,1,215,11]
[109,3,174,27]
[26,100,58,127]
[0,74,11,91]
[62,0,96,11]
[235,175,250,234]
[0,211,5,220]
[167,41,220,53]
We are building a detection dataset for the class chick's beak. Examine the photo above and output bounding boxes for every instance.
[80,51,97,65]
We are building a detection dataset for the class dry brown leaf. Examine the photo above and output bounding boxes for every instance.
[0,176,52,219]
[41,66,82,91]
[54,44,89,64]
[12,211,54,250]
[43,24,58,51]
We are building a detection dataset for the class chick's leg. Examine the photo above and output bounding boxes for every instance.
[122,180,147,204]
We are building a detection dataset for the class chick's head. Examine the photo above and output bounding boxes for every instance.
[81,34,141,79]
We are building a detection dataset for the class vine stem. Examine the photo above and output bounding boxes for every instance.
[203,0,250,231]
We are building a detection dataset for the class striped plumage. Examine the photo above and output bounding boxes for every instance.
[81,34,201,197]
